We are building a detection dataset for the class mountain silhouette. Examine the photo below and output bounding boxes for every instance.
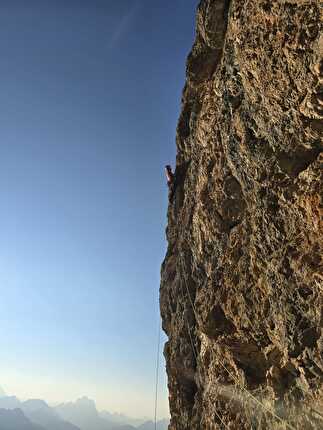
[100,411,146,427]
[0,396,21,409]
[0,392,169,430]
[137,419,169,430]
[0,408,45,430]
[21,399,80,430]
[0,397,80,430]
[55,397,133,430]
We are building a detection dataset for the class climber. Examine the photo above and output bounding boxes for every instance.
[165,165,174,186]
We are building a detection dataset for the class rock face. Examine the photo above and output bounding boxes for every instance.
[160,1,322,429]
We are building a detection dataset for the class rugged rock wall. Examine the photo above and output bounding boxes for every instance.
[160,1,322,429]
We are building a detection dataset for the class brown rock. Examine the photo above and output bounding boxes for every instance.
[160,1,322,429]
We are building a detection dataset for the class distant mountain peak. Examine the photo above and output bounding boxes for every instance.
[22,399,50,411]
[0,390,170,430]
[0,408,46,430]
[75,396,96,406]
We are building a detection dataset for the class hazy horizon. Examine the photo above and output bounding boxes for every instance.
[0,386,158,421]
[0,0,198,419]
[0,387,170,430]
[0,381,154,419]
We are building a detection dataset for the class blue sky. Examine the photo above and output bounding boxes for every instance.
[0,0,198,419]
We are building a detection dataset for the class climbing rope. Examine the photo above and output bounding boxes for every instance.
[154,322,161,430]
[178,262,230,430]
[179,254,296,430]
[179,277,197,362]
[213,407,231,430]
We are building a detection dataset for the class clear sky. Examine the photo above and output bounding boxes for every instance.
[0,0,198,420]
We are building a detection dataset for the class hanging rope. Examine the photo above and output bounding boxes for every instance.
[179,254,296,430]
[179,261,230,430]
[179,277,197,362]
[154,321,162,430]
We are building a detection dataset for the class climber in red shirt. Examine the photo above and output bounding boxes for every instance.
[165,165,174,186]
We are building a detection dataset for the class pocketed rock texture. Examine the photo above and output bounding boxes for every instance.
[160,1,322,429]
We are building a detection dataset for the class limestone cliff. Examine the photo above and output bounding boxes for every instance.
[160,1,322,429]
